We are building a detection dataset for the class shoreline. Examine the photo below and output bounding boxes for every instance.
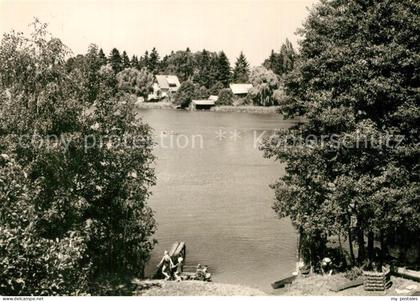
[135,101,281,114]
[134,280,267,296]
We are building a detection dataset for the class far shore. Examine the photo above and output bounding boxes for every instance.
[135,101,281,114]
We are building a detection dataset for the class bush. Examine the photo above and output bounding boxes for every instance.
[174,80,196,108]
[216,88,234,105]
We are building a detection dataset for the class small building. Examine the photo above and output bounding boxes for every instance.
[208,95,219,102]
[190,99,215,110]
[148,75,181,101]
[229,83,253,97]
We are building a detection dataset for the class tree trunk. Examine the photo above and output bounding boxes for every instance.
[356,219,366,265]
[379,231,385,268]
[347,218,356,266]
[367,231,374,264]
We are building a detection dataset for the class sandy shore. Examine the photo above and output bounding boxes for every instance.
[134,280,267,296]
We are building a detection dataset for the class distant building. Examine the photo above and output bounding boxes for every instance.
[190,99,216,110]
[208,95,219,102]
[229,83,253,97]
[148,75,181,101]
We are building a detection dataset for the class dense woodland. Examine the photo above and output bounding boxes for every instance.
[65,41,296,107]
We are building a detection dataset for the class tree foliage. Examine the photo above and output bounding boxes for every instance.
[232,52,250,83]
[0,21,157,294]
[248,66,281,106]
[116,67,154,97]
[262,0,420,267]
[216,88,234,106]
[263,39,296,76]
[174,80,196,108]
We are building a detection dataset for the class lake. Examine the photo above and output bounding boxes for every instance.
[139,109,298,293]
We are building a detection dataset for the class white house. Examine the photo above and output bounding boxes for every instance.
[148,75,181,101]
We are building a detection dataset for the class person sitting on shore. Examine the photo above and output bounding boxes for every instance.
[157,250,174,280]
[195,264,211,281]
[174,256,184,282]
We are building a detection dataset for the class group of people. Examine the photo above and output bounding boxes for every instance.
[157,250,211,282]
[157,250,184,281]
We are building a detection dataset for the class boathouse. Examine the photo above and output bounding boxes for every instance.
[190,99,215,110]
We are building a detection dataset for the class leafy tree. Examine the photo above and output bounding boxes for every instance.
[163,50,194,81]
[116,67,154,97]
[262,0,420,267]
[209,81,225,96]
[232,51,250,83]
[108,48,123,73]
[197,85,210,99]
[0,21,157,294]
[215,51,231,87]
[174,80,196,108]
[122,50,131,69]
[216,88,234,106]
[248,66,281,106]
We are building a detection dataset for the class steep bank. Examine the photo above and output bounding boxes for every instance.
[135,280,267,296]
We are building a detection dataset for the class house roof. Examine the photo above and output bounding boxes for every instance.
[192,99,215,105]
[229,83,253,95]
[155,75,180,90]
[208,95,219,101]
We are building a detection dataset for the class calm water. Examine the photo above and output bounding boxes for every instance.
[139,109,298,293]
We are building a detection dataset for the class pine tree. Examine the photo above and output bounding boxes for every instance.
[215,51,231,87]
[148,47,160,74]
[122,50,131,69]
[232,52,250,83]
[98,48,107,66]
[109,48,123,73]
[195,49,212,88]
[139,50,149,70]
[131,55,139,69]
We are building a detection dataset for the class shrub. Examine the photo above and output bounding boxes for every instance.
[216,88,234,105]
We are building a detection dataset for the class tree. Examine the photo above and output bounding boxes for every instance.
[116,67,154,97]
[0,21,157,294]
[263,38,296,76]
[148,47,160,74]
[194,49,212,88]
[163,50,194,81]
[173,80,196,108]
[122,50,131,69]
[98,48,108,66]
[248,66,281,106]
[215,51,231,87]
[262,0,420,268]
[232,51,250,83]
[216,88,234,106]
[209,81,225,96]
[131,55,139,69]
[108,48,123,73]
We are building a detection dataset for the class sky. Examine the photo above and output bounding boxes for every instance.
[0,0,318,66]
